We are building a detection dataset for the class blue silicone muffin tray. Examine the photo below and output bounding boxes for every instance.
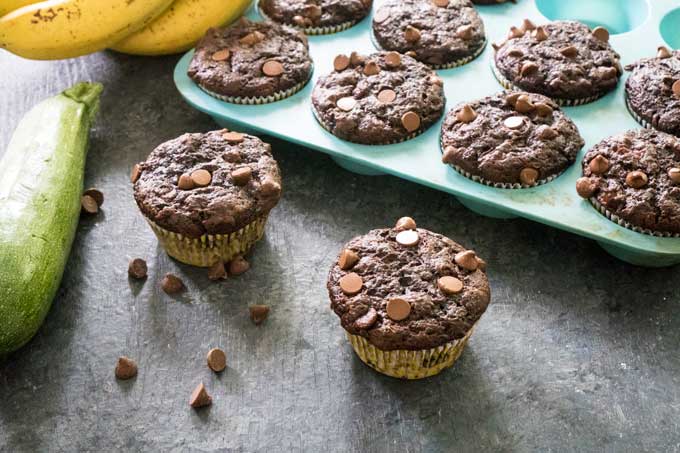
[174,0,680,267]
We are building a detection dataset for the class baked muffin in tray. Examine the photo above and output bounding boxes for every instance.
[258,0,372,35]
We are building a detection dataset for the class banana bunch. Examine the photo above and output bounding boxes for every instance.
[0,0,252,60]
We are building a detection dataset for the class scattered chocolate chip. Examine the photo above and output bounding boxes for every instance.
[223,151,241,163]
[672,80,680,99]
[396,229,419,247]
[520,167,539,185]
[338,249,359,270]
[229,256,250,276]
[433,0,449,6]
[538,126,558,140]
[83,188,104,207]
[161,273,184,294]
[293,15,307,26]
[520,62,539,76]
[191,169,212,187]
[597,66,618,80]
[438,276,463,295]
[455,250,479,271]
[333,54,350,72]
[350,51,365,66]
[377,89,396,103]
[190,383,212,408]
[514,95,534,113]
[208,261,227,281]
[456,105,477,123]
[115,356,138,380]
[386,298,411,321]
[128,258,148,279]
[81,195,99,215]
[589,155,609,174]
[177,173,194,190]
[223,131,245,143]
[231,167,252,186]
[239,31,263,46]
[456,24,473,40]
[508,26,524,39]
[476,257,487,271]
[576,177,597,198]
[303,3,321,19]
[626,170,648,188]
[404,25,421,43]
[506,93,521,106]
[363,61,380,76]
[354,308,378,329]
[262,60,284,77]
[337,96,357,111]
[534,103,553,117]
[507,48,524,58]
[212,49,230,61]
[339,272,363,295]
[657,46,672,59]
[249,304,270,325]
[532,26,548,41]
[261,178,281,197]
[395,216,416,231]
[430,75,443,86]
[401,111,421,132]
[442,146,456,164]
[373,7,390,23]
[130,164,142,183]
[560,46,578,58]
[384,51,401,68]
[669,168,680,184]
[592,26,609,42]
[207,348,227,373]
[504,116,525,129]
[521,18,536,32]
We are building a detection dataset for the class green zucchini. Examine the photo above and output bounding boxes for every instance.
[0,82,102,356]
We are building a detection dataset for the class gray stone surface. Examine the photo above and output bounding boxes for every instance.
[1,50,679,453]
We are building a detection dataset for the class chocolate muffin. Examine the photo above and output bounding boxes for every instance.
[187,18,313,104]
[311,51,445,145]
[258,0,371,35]
[441,91,584,188]
[472,0,515,4]
[328,217,491,379]
[372,0,486,69]
[625,46,680,136]
[132,130,282,266]
[492,20,622,105]
[576,129,680,237]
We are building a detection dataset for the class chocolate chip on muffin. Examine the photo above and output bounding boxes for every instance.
[259,0,372,34]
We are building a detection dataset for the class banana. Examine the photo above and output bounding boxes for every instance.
[111,0,252,56]
[0,0,175,60]
[0,0,40,17]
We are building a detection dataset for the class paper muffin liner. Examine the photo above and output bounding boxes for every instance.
[439,134,563,189]
[624,93,653,130]
[491,61,604,106]
[258,5,359,35]
[197,69,312,105]
[588,197,680,238]
[145,215,269,267]
[346,326,476,379]
[371,32,487,70]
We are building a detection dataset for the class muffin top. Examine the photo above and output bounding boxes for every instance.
[441,91,584,186]
[576,129,680,236]
[472,0,514,4]
[133,130,282,238]
[494,20,622,102]
[312,51,445,145]
[625,47,680,136]
[372,0,486,68]
[259,0,371,30]
[187,19,312,99]
[327,219,491,351]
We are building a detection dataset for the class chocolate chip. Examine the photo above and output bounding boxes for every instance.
[508,26,524,39]
[433,0,449,6]
[589,155,609,174]
[538,126,558,140]
[363,61,380,76]
[81,195,99,215]
[190,383,212,408]
[456,105,477,123]
[178,173,195,190]
[395,216,416,231]
[231,166,252,186]
[576,177,597,198]
[456,24,473,40]
[350,51,365,66]
[437,276,463,295]
[657,46,672,59]
[115,356,138,380]
[504,116,524,129]
[338,249,359,270]
[161,273,184,294]
[239,31,264,46]
[377,89,396,103]
[521,18,536,32]
[430,75,443,86]
[212,49,230,61]
[303,4,322,19]
[514,95,534,113]
[354,308,378,329]
[505,93,521,106]
[206,348,227,372]
[130,163,142,183]
[520,62,538,76]
[669,168,680,184]
[191,169,212,187]
[560,46,578,58]
[597,66,618,80]
[261,178,281,197]
[128,258,148,279]
[223,131,245,143]
[592,26,610,42]
[386,298,411,321]
[442,146,456,164]
[507,48,524,58]
[339,272,363,295]
[396,229,419,246]
[672,80,680,99]
[455,250,479,271]
[520,167,539,185]
[534,103,553,117]
[626,170,648,188]
[373,7,390,23]
[404,25,421,43]
[208,261,227,281]
[83,188,104,207]
[384,51,401,68]
[532,26,548,41]
[262,60,284,77]
[229,256,250,276]
[333,54,350,72]
[293,15,307,26]
[249,304,270,325]
[337,97,356,111]
[401,111,421,132]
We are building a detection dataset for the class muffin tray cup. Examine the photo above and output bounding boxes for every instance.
[175,0,680,267]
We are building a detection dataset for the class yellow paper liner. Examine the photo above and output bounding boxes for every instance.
[146,215,269,267]
[346,326,475,379]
